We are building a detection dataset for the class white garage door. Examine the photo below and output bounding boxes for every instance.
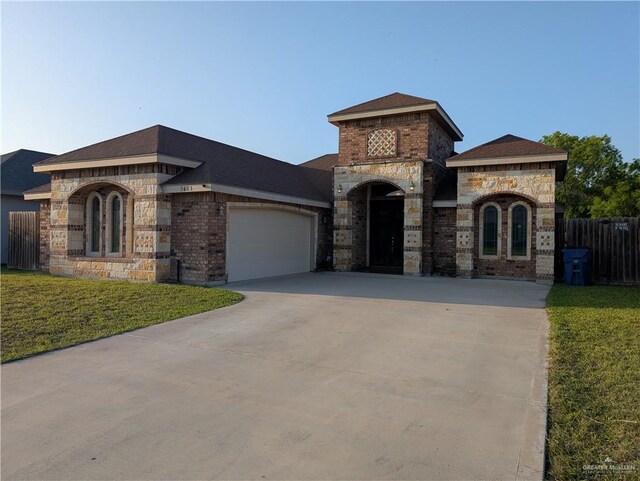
[227,207,314,282]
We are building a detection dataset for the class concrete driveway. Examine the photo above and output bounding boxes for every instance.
[2,273,550,481]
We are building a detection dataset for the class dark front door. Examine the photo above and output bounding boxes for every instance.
[369,198,404,269]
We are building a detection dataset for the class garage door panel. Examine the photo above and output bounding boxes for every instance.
[227,208,313,282]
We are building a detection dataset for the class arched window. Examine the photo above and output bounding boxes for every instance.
[479,203,501,258]
[106,191,124,256]
[511,204,528,257]
[482,205,498,256]
[111,195,121,253]
[86,193,102,256]
[91,197,101,252]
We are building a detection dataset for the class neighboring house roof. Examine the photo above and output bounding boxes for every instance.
[449,134,566,161]
[299,153,338,171]
[33,125,332,204]
[328,92,436,117]
[1,149,54,196]
[327,92,463,142]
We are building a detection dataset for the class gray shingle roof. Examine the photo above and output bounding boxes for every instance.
[299,153,338,171]
[451,134,566,161]
[1,149,54,195]
[329,93,436,117]
[34,125,332,203]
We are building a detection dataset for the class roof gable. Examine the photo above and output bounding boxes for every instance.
[450,134,566,161]
[328,92,436,117]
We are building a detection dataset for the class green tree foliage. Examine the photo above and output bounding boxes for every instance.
[540,132,638,218]
[590,159,640,217]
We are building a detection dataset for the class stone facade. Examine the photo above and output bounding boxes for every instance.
[455,163,556,281]
[332,111,455,276]
[46,164,179,282]
[39,200,51,270]
[334,160,424,275]
[33,97,564,284]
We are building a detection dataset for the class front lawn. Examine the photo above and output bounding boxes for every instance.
[0,268,243,363]
[546,284,640,480]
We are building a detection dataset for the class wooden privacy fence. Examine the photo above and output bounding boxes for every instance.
[8,211,40,270]
[555,217,640,285]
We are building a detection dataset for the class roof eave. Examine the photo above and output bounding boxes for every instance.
[162,182,331,209]
[327,103,463,141]
[33,154,202,173]
[24,191,51,200]
[446,153,568,168]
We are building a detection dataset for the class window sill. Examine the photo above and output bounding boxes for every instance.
[68,256,132,263]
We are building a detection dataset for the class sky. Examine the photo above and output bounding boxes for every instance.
[2,1,639,164]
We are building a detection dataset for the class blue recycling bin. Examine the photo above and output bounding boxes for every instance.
[562,248,592,286]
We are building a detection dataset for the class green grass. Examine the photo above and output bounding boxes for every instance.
[546,284,640,480]
[0,268,243,363]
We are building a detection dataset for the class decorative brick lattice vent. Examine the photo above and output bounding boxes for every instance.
[367,129,397,158]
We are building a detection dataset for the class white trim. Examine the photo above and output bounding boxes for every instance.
[507,201,532,261]
[432,200,456,208]
[23,192,51,200]
[33,154,202,172]
[446,153,567,168]
[162,183,331,208]
[328,102,464,140]
[479,202,502,260]
[226,202,319,281]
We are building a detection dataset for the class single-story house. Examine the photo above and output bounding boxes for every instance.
[1,149,54,264]
[25,92,567,283]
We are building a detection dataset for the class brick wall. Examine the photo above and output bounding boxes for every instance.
[350,188,367,270]
[427,117,455,166]
[433,207,456,276]
[422,163,436,273]
[170,192,332,284]
[337,113,430,165]
[39,200,50,271]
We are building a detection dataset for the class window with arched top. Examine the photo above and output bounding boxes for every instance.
[106,192,124,256]
[479,203,501,258]
[511,205,527,256]
[508,202,532,260]
[111,196,121,253]
[86,193,102,256]
[91,197,101,252]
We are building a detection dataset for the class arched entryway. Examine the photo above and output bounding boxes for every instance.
[347,181,405,274]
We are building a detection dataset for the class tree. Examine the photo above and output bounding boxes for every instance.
[589,158,640,217]
[540,132,629,218]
